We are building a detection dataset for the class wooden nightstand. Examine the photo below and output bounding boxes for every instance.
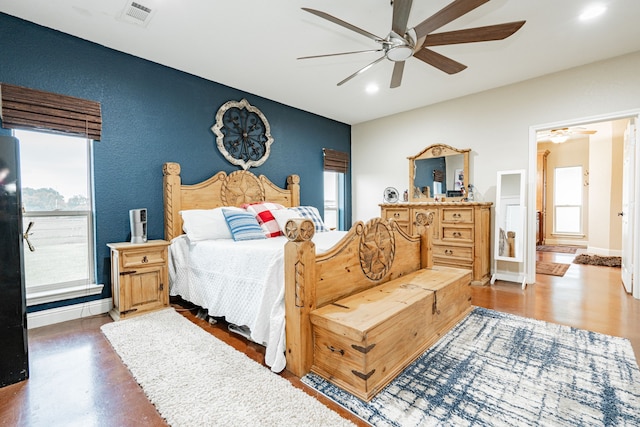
[107,240,170,321]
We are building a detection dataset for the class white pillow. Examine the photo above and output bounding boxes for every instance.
[272,209,302,233]
[180,207,244,241]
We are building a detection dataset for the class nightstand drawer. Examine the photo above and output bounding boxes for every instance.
[121,247,166,268]
[441,208,473,223]
[433,244,472,262]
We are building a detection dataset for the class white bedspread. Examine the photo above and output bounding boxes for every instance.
[168,231,347,372]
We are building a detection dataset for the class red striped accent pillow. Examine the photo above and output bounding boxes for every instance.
[243,202,286,237]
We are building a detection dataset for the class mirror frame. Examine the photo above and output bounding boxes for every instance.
[408,144,470,202]
[494,169,526,263]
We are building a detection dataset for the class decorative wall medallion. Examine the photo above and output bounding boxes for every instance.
[212,98,274,170]
[359,218,395,281]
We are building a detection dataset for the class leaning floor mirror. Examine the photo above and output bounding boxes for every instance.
[491,169,527,288]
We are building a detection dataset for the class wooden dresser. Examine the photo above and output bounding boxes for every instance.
[380,202,492,285]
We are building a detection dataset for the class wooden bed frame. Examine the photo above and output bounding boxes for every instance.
[162,162,436,378]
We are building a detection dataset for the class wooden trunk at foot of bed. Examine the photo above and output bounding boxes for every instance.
[284,215,434,378]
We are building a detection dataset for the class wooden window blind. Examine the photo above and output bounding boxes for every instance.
[0,83,102,140]
[323,148,349,174]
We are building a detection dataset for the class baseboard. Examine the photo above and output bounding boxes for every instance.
[586,246,622,257]
[545,238,587,247]
[27,298,113,330]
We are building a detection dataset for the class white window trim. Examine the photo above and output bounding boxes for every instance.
[17,131,97,305]
[26,283,103,306]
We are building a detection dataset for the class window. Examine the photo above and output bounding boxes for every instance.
[15,129,100,305]
[553,166,583,234]
[323,171,340,230]
[323,149,349,230]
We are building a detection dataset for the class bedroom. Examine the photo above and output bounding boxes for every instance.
[1,1,640,425]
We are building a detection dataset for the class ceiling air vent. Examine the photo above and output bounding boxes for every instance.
[120,1,156,27]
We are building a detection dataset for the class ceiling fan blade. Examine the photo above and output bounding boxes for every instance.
[337,56,386,86]
[390,61,405,88]
[424,21,526,46]
[392,0,413,35]
[413,0,489,40]
[413,48,467,74]
[302,8,384,42]
[298,49,383,60]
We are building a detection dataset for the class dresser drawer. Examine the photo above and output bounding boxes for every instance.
[121,247,166,268]
[442,226,473,243]
[441,207,473,223]
[383,208,409,222]
[433,244,473,262]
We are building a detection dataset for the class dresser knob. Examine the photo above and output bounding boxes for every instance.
[142,255,148,263]
[453,232,462,238]
[445,249,453,255]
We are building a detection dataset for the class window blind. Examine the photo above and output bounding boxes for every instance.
[0,83,102,140]
[323,148,349,174]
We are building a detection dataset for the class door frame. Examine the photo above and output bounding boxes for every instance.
[528,108,640,299]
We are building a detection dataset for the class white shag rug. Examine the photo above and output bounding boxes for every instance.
[101,308,355,427]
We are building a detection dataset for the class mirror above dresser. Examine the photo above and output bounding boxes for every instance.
[409,144,470,201]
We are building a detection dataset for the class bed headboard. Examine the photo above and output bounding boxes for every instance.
[162,162,300,241]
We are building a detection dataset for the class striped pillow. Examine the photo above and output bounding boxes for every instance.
[243,202,285,238]
[289,206,329,232]
[222,209,266,241]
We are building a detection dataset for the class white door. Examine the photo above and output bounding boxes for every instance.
[621,120,636,293]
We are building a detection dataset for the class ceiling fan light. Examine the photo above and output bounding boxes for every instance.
[550,134,569,144]
[387,45,413,61]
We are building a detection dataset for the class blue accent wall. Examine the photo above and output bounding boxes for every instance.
[0,13,351,312]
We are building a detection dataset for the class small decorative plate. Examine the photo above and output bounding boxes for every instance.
[383,187,399,203]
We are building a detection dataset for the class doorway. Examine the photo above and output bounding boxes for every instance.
[528,110,640,300]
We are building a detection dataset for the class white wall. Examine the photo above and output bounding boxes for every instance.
[352,51,640,223]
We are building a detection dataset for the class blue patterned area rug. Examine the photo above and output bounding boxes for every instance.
[302,307,640,426]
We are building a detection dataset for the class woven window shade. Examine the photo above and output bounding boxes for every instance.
[0,83,102,140]
[323,148,349,174]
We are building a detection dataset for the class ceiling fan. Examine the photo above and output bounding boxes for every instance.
[538,127,598,143]
[298,0,526,88]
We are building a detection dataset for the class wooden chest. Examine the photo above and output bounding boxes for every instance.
[309,266,472,401]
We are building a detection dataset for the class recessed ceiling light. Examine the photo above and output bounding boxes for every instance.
[579,4,607,21]
[365,83,379,94]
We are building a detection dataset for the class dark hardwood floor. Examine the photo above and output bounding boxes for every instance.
[1,249,638,426]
